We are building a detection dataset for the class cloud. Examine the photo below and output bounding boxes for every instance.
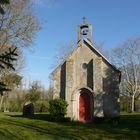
[30,0,57,8]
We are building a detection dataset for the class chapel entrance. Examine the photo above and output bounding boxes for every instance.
[79,91,91,121]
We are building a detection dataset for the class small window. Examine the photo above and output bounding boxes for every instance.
[82,63,87,69]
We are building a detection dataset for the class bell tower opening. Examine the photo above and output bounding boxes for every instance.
[78,17,93,43]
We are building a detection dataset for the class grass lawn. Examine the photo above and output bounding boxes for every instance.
[0,112,140,140]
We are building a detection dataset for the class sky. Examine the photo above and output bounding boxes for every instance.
[22,0,140,89]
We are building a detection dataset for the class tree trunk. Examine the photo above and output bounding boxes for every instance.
[131,95,135,112]
[0,95,4,111]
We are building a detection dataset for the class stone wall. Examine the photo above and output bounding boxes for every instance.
[53,67,61,99]
[102,63,120,118]
[60,62,66,99]
[93,57,104,117]
[65,57,74,117]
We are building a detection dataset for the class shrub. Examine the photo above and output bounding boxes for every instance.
[49,98,68,119]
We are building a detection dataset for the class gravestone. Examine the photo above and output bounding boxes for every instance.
[23,101,34,117]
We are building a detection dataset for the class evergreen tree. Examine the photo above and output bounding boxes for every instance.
[0,0,9,14]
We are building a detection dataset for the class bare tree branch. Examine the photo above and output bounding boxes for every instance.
[113,36,140,112]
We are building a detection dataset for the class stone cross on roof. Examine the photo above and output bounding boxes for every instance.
[82,17,86,24]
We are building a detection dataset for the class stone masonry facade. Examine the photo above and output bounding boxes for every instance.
[52,23,121,121]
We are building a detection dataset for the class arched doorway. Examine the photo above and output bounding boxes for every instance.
[79,91,91,121]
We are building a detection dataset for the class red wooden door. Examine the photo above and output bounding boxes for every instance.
[79,93,91,121]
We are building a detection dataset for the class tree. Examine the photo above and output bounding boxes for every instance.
[0,0,39,78]
[0,0,9,15]
[0,0,39,111]
[25,81,42,103]
[0,0,18,111]
[0,0,39,72]
[113,37,140,112]
[0,0,39,50]
[1,73,22,89]
[0,39,18,112]
[0,46,18,72]
[0,72,22,111]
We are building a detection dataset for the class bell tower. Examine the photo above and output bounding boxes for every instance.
[78,17,92,43]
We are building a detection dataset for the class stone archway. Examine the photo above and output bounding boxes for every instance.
[71,87,93,121]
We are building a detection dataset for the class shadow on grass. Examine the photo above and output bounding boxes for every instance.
[6,112,140,140]
[1,115,82,140]
[7,113,70,122]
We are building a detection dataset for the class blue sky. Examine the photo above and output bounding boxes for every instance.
[22,0,140,89]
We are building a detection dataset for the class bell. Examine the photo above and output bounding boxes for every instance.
[82,30,87,35]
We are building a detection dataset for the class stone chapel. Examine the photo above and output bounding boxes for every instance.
[52,22,121,122]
